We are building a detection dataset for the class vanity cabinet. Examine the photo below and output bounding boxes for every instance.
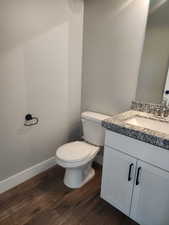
[101,130,169,225]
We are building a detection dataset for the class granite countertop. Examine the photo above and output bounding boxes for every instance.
[102,110,169,150]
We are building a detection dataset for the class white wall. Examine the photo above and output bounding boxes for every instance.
[82,0,149,115]
[0,0,84,181]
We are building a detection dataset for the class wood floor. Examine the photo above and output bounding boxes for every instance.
[0,165,138,225]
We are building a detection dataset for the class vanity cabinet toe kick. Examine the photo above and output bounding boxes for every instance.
[101,130,169,225]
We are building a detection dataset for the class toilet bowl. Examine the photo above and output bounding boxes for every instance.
[56,141,100,188]
[55,111,110,189]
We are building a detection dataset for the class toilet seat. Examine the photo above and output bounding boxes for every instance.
[56,141,99,163]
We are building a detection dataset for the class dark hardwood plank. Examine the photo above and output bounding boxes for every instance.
[0,165,138,225]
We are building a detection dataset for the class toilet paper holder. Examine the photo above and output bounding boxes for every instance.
[24,114,39,126]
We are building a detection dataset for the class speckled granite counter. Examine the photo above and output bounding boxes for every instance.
[102,110,169,150]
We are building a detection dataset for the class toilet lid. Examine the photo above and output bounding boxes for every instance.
[56,141,99,162]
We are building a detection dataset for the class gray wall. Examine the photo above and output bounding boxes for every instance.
[82,0,149,115]
[0,0,84,181]
[136,1,169,103]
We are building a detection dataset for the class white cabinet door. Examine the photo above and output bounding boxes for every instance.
[130,161,169,225]
[101,147,137,216]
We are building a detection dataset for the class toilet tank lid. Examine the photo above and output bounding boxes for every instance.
[81,111,111,124]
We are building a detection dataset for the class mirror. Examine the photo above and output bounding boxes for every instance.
[135,0,169,104]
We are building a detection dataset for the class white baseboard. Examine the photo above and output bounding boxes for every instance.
[0,157,56,194]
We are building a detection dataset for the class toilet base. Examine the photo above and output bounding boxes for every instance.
[64,163,95,189]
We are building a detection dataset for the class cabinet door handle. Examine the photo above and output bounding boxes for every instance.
[128,163,134,181]
[136,167,142,186]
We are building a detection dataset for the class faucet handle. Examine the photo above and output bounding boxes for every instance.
[163,108,169,118]
[154,106,162,117]
[162,97,168,107]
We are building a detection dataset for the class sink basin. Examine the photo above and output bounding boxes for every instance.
[125,116,169,135]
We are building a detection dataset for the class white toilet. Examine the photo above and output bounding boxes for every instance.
[55,111,110,189]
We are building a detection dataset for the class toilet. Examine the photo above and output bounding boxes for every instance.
[55,111,110,189]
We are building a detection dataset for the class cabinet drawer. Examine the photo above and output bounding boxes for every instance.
[105,129,169,172]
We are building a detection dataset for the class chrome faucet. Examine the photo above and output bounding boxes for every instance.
[154,97,169,118]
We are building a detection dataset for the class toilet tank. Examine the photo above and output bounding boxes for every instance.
[81,111,110,146]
